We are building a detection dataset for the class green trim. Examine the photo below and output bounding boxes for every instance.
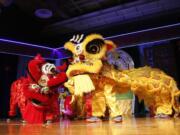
[115,90,133,100]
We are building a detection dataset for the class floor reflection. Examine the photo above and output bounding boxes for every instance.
[1,118,179,135]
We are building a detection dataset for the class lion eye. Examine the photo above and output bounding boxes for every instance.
[76,46,80,51]
[45,65,48,70]
[75,44,82,54]
[88,44,100,54]
[86,39,104,54]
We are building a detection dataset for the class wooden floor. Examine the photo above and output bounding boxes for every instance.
[0,117,180,135]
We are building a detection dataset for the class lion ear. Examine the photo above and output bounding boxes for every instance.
[64,41,76,54]
[105,40,117,51]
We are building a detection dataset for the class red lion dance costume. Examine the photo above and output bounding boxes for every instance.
[9,54,67,124]
[9,77,28,117]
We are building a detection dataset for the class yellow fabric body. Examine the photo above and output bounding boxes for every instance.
[92,85,124,118]
[64,74,95,96]
[74,74,95,96]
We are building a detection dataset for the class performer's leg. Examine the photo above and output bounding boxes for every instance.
[155,104,172,118]
[23,102,45,124]
[155,91,172,118]
[86,91,106,122]
[104,85,123,122]
[46,95,60,123]
[84,93,93,118]
[117,99,132,115]
[92,91,106,117]
[75,96,86,119]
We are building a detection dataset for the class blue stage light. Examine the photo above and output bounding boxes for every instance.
[0,51,55,60]
[0,38,54,50]
[105,23,180,39]
[117,37,180,49]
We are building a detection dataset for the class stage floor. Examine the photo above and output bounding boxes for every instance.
[0,117,180,135]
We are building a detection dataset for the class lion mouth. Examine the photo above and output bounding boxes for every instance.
[31,99,46,107]
[69,62,95,77]
[70,70,89,77]
[67,60,103,77]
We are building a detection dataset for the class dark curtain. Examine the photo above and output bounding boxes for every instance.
[0,53,18,118]
[134,41,180,116]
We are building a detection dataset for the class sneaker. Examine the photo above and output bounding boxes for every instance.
[154,114,170,119]
[86,116,102,122]
[112,116,123,123]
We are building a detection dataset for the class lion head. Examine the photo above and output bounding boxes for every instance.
[64,34,116,77]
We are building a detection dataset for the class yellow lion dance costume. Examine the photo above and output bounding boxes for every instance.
[64,34,180,122]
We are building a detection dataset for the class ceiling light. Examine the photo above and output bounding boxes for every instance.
[34,8,53,19]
